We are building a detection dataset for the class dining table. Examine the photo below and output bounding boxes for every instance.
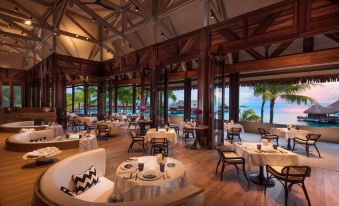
[97,120,120,135]
[224,123,245,133]
[184,124,209,149]
[69,133,98,152]
[233,142,300,186]
[112,156,187,202]
[270,128,311,150]
[145,128,178,145]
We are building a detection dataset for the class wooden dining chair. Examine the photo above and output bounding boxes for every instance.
[215,146,250,184]
[292,134,321,157]
[128,129,147,154]
[96,124,111,140]
[151,138,169,156]
[258,128,279,146]
[226,128,242,143]
[265,165,311,206]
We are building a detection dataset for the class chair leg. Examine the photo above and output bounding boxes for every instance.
[276,138,279,146]
[142,142,146,154]
[220,163,225,181]
[292,139,296,151]
[234,164,240,174]
[306,145,310,157]
[284,183,288,206]
[288,183,293,191]
[215,156,221,174]
[242,163,250,184]
[128,141,135,153]
[314,144,321,158]
[301,182,311,206]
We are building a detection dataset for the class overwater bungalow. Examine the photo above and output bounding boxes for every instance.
[327,100,339,114]
[1,1,339,206]
[298,103,338,122]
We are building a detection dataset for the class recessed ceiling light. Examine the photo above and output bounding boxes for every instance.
[86,37,89,40]
[92,17,96,22]
[103,26,107,31]
[210,12,214,19]
[14,7,18,13]
[8,23,11,29]
[75,34,79,38]
[24,17,32,25]
[53,32,58,36]
[135,7,139,12]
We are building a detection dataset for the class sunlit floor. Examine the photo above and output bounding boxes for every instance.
[0,126,339,206]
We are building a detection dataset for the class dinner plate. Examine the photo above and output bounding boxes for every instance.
[138,170,162,181]
[120,163,135,170]
[167,163,176,167]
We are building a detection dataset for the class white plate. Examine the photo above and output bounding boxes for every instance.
[138,170,162,181]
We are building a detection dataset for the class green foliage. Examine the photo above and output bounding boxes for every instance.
[240,109,261,122]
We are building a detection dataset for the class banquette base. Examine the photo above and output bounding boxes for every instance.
[5,139,79,152]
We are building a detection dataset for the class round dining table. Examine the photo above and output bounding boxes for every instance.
[184,124,209,149]
[112,156,187,202]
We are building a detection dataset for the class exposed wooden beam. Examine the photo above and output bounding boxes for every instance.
[65,12,96,40]
[54,0,68,29]
[303,37,314,53]
[209,0,222,23]
[228,47,339,73]
[126,15,145,47]
[270,40,293,58]
[1,18,41,41]
[0,30,38,42]
[0,42,28,50]
[324,33,339,43]
[158,0,198,18]
[219,28,241,41]
[245,48,264,59]
[10,0,54,30]
[252,11,282,36]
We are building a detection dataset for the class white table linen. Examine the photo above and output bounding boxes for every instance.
[224,123,244,133]
[112,156,187,202]
[270,128,311,142]
[97,121,119,134]
[80,117,98,125]
[233,142,300,171]
[145,128,178,144]
[44,125,64,137]
[69,134,98,152]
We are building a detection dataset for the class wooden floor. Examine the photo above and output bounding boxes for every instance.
[1,127,338,206]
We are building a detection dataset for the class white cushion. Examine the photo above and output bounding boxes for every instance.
[76,177,114,203]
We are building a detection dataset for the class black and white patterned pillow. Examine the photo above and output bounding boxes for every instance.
[72,166,99,195]
[60,186,74,197]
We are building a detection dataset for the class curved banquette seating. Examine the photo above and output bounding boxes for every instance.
[34,148,204,206]
[0,121,46,133]
[5,128,78,152]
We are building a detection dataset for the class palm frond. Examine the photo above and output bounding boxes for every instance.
[279,94,316,105]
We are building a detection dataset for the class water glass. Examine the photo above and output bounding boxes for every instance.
[138,163,144,171]
[159,163,165,172]
[257,144,262,150]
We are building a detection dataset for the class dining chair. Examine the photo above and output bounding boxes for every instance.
[215,146,250,184]
[292,134,321,157]
[226,128,242,143]
[128,129,147,154]
[265,165,311,206]
[127,117,138,128]
[151,138,169,156]
[258,128,279,146]
[96,124,111,140]
[73,118,86,131]
[169,124,180,136]
[183,127,194,142]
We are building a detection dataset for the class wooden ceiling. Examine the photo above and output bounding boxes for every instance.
[0,0,285,69]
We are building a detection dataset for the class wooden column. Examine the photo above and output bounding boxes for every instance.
[184,78,192,121]
[150,67,157,128]
[229,73,240,123]
[164,68,168,124]
[132,84,136,114]
[84,83,88,116]
[114,76,118,113]
[71,86,75,112]
[109,80,112,115]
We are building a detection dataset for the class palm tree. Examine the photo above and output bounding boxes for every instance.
[264,84,316,123]
[168,89,177,103]
[240,109,261,122]
[254,85,270,123]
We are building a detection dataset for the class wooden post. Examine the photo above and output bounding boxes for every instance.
[184,78,192,121]
[0,81,2,107]
[164,68,168,124]
[109,79,112,115]
[84,83,88,116]
[229,72,240,123]
[150,67,157,128]
[141,69,145,105]
[132,84,136,114]
[9,81,13,107]
[114,76,118,113]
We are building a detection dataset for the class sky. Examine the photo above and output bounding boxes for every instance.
[171,82,339,106]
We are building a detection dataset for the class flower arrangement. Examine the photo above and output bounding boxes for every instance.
[20,128,35,133]
[140,104,147,113]
[192,108,202,115]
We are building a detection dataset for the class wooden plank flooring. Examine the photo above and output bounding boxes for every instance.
[1,127,339,206]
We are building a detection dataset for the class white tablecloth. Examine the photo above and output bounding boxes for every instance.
[145,128,178,144]
[80,117,97,125]
[97,121,119,134]
[270,128,311,142]
[44,125,64,137]
[112,156,187,202]
[69,134,98,152]
[224,123,244,133]
[233,142,300,170]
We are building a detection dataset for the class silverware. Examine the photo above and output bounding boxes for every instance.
[162,174,165,180]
